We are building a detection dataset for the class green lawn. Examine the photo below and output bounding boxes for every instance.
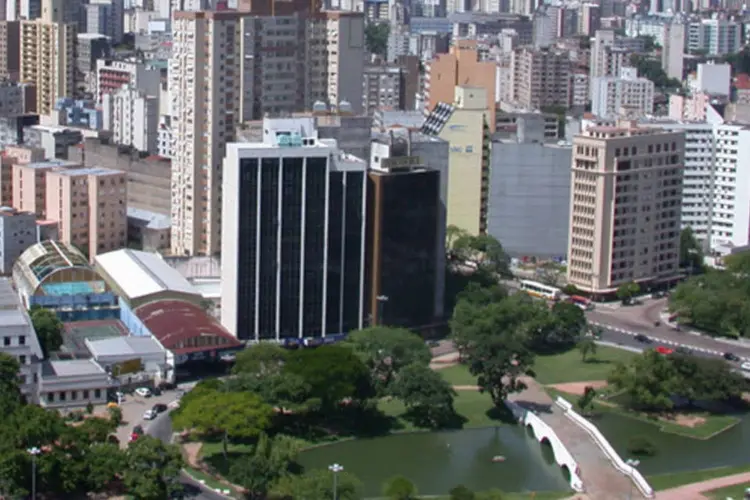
[648,464,750,491]
[532,346,637,385]
[436,364,478,386]
[705,481,750,499]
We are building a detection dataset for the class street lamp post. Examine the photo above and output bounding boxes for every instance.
[27,446,41,500]
[328,463,344,500]
[376,295,389,326]
[625,458,640,500]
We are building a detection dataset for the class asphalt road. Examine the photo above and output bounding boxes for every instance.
[147,409,227,500]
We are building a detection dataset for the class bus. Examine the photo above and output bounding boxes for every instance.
[519,280,562,301]
[568,295,594,310]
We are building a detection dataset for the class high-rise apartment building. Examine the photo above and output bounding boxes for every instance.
[589,29,627,100]
[105,85,159,153]
[687,16,741,56]
[592,67,654,119]
[662,18,685,81]
[567,121,684,293]
[85,0,124,44]
[510,46,571,110]
[422,86,491,235]
[0,21,20,82]
[12,159,78,218]
[95,59,161,103]
[221,118,368,341]
[424,40,497,131]
[170,4,366,256]
[45,167,127,259]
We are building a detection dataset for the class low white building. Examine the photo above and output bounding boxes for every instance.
[38,359,110,410]
[592,67,654,119]
[86,335,171,384]
[689,62,731,96]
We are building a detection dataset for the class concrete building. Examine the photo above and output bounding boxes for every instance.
[0,80,26,117]
[19,1,76,115]
[579,2,600,36]
[126,207,170,252]
[38,359,110,409]
[95,59,160,103]
[422,86,491,235]
[53,98,103,129]
[488,117,572,259]
[107,85,159,153]
[510,46,571,110]
[662,18,685,81]
[0,278,43,402]
[424,40,497,131]
[221,118,368,341]
[688,16,741,56]
[320,11,366,113]
[23,125,82,159]
[362,60,418,114]
[0,21,20,82]
[0,207,37,274]
[566,121,684,294]
[45,167,127,259]
[12,159,79,218]
[85,0,124,43]
[569,71,589,110]
[690,62,730,96]
[589,30,628,100]
[76,33,110,76]
[592,67,655,119]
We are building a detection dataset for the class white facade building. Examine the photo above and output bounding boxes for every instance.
[108,85,159,153]
[86,0,124,43]
[688,17,742,56]
[592,67,654,119]
[689,62,731,96]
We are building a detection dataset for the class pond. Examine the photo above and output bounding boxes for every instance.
[297,427,571,497]
[595,413,750,475]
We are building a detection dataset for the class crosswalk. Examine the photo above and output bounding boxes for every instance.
[588,320,749,362]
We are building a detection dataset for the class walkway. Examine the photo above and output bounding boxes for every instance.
[507,378,643,500]
[655,472,750,500]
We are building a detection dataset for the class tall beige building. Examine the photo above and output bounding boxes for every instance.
[566,121,684,294]
[510,46,571,110]
[46,167,127,259]
[169,2,364,255]
[19,0,76,115]
[13,160,78,218]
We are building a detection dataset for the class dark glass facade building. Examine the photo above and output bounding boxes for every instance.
[366,165,440,329]
[223,145,367,342]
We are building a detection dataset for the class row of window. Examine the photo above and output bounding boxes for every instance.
[46,388,102,403]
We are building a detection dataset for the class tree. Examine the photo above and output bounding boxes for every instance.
[108,405,123,426]
[679,227,704,274]
[78,417,117,443]
[0,353,22,414]
[669,353,745,404]
[577,386,597,415]
[629,54,682,89]
[365,22,389,57]
[343,327,431,395]
[390,363,457,428]
[616,282,640,305]
[172,389,273,459]
[123,436,183,500]
[283,345,374,408]
[608,350,677,412]
[562,284,581,296]
[549,302,587,347]
[450,485,476,500]
[383,476,418,500]
[84,442,126,492]
[29,306,63,356]
[450,232,511,278]
[577,337,597,362]
[271,469,362,500]
[451,294,537,407]
[224,371,316,413]
[456,282,508,306]
[228,433,300,500]
[232,343,288,377]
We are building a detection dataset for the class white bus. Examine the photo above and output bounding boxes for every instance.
[519,280,562,301]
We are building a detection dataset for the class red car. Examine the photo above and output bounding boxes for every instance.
[655,346,673,355]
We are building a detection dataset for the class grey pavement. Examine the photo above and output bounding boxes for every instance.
[113,389,182,447]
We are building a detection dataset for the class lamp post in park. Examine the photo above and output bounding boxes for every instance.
[329,463,344,500]
[27,446,41,500]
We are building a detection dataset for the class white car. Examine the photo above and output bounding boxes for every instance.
[741,362,750,372]
[134,387,152,397]
[143,409,157,420]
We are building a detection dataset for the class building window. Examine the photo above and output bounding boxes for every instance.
[71,391,77,400]
[47,393,54,403]
[59,392,66,401]
[94,389,101,398]
[83,390,89,399]
[19,336,25,346]
[3,337,8,346]
[19,355,25,364]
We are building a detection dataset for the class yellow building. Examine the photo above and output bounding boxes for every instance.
[422,86,491,235]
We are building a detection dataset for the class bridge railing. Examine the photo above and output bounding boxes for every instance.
[555,397,655,499]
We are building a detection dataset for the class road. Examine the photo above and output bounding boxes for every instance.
[147,404,227,500]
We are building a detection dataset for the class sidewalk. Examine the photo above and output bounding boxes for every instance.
[655,472,750,499]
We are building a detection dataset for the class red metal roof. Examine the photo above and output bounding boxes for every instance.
[134,300,241,355]
[735,73,750,90]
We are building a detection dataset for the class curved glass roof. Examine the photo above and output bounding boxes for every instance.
[15,240,91,290]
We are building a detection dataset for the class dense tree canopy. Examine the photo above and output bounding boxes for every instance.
[365,23,389,58]
[447,226,511,278]
[29,306,63,356]
[390,363,457,428]
[233,343,288,377]
[271,468,362,500]
[629,54,682,89]
[123,436,184,500]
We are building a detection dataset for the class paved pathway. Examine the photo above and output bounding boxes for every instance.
[655,472,750,500]
[507,378,643,500]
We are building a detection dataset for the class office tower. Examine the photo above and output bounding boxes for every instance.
[489,115,572,259]
[221,118,368,341]
[107,85,159,154]
[687,16,741,56]
[0,21,19,81]
[367,134,443,329]
[589,29,627,100]
[532,5,558,49]
[422,86,491,235]
[85,0,124,43]
[592,67,655,119]
[566,120,684,294]
[662,19,685,81]
[578,2,600,36]
[170,4,365,256]
[424,40,497,132]
[19,0,76,115]
[510,46,571,110]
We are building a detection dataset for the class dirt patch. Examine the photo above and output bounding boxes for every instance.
[548,380,608,396]
[452,385,480,391]
[663,414,707,428]
[182,442,203,468]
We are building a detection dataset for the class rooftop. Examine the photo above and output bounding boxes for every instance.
[22,160,80,170]
[86,335,165,358]
[134,300,242,355]
[95,249,199,302]
[127,207,171,230]
[42,359,106,378]
[16,240,91,288]
[62,319,127,357]
[54,167,123,177]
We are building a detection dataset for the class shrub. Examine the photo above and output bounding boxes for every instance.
[627,436,657,457]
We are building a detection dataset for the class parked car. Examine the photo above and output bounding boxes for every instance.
[135,387,152,397]
[741,362,750,372]
[152,403,168,414]
[635,334,652,343]
[130,425,144,442]
[675,346,693,355]
[724,352,741,362]
[143,409,157,420]
[655,346,674,355]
